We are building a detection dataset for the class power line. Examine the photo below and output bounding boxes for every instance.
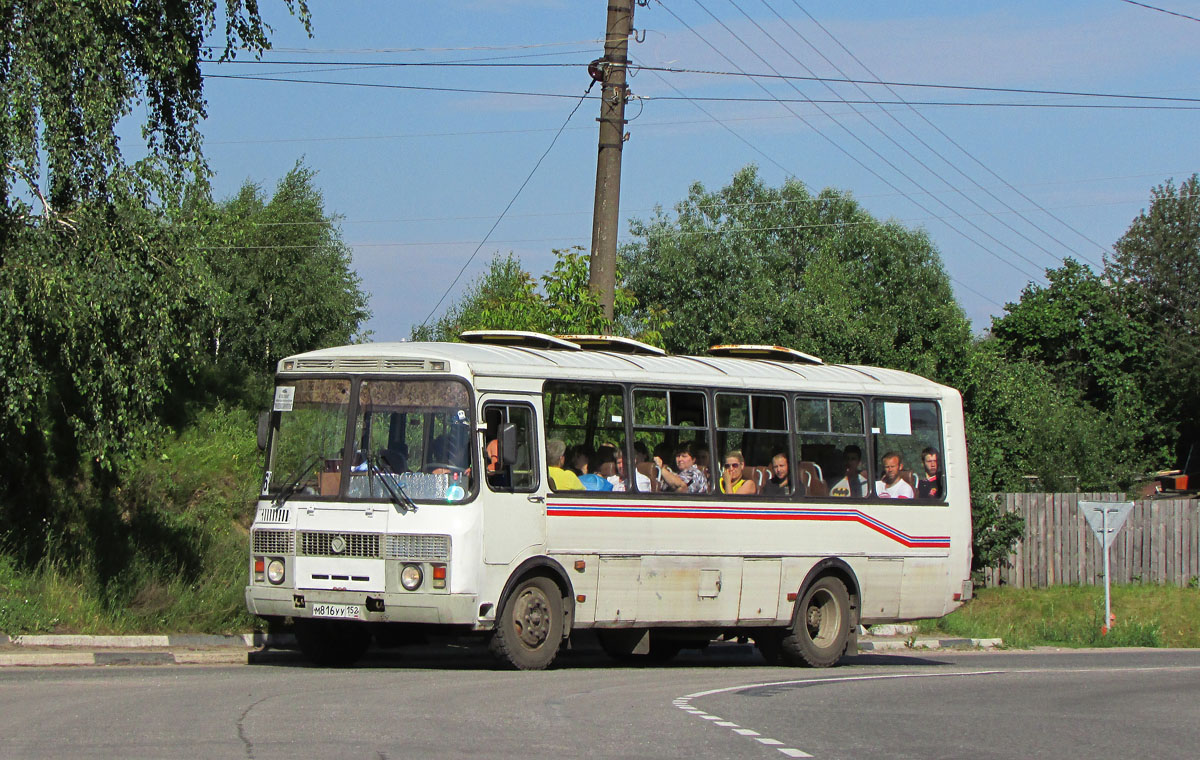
[202,73,1200,110]
[754,0,1090,271]
[203,40,606,55]
[1118,0,1200,23]
[666,0,1047,283]
[789,0,1112,259]
[634,64,1200,105]
[212,56,1200,107]
[240,190,1198,228]
[218,193,1183,245]
[638,63,798,179]
[418,82,597,328]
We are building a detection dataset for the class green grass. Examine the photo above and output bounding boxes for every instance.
[918,585,1200,648]
[0,404,264,636]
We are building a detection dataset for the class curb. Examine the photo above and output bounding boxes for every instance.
[859,637,1003,652]
[0,633,1002,668]
[0,650,252,667]
[6,633,296,648]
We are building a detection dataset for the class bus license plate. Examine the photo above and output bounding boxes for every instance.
[311,603,362,619]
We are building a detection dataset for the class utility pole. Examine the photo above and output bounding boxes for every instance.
[588,0,636,324]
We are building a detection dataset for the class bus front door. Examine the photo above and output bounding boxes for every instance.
[480,397,546,566]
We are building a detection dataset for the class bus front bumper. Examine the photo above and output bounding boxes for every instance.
[245,585,486,629]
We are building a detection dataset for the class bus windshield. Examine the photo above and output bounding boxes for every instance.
[347,378,473,503]
[268,378,353,498]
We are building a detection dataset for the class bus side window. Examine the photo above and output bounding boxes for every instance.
[483,402,538,492]
[871,399,944,502]
[633,388,709,494]
[796,396,871,498]
[543,381,626,491]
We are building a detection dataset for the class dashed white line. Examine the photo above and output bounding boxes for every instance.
[675,669,1007,758]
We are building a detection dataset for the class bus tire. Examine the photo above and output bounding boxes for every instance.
[294,619,371,667]
[489,575,564,670]
[780,576,851,668]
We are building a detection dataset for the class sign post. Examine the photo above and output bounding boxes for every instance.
[1078,500,1134,634]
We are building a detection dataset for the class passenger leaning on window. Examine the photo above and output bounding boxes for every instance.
[655,443,708,494]
[719,450,757,495]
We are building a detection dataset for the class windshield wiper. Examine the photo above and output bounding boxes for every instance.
[273,453,322,508]
[368,453,418,514]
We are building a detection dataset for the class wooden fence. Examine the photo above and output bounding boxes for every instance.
[981,493,1200,588]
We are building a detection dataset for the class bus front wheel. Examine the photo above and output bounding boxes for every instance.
[780,576,851,668]
[489,576,564,670]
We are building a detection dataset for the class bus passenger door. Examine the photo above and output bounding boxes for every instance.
[479,398,546,566]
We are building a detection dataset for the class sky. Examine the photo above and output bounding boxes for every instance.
[196,0,1200,341]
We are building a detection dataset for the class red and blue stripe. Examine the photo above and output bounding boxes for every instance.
[546,501,951,549]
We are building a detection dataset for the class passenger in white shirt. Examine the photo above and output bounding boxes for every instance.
[608,450,651,492]
[875,451,914,499]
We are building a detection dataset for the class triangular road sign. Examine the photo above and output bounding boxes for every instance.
[1078,501,1134,549]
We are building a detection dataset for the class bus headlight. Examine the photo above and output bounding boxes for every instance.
[400,563,423,591]
[267,559,286,585]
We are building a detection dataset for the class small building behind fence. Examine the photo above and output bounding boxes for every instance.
[983,493,1200,588]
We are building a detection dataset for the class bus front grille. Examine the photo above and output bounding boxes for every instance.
[252,529,295,555]
[385,534,450,561]
[299,531,380,558]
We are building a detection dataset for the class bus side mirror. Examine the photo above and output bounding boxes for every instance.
[498,423,518,467]
[257,411,271,451]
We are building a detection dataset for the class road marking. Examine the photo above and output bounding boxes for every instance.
[675,669,1007,758]
[686,669,1006,699]
[676,664,1200,758]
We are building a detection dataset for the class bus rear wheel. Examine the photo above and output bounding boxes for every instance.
[780,576,851,668]
[489,576,564,670]
[294,619,371,667]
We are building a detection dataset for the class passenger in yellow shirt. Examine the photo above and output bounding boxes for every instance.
[546,439,585,491]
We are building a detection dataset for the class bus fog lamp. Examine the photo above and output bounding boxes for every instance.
[266,558,286,584]
[401,563,423,591]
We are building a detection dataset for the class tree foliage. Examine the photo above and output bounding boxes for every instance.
[1107,175,1200,463]
[413,247,657,342]
[0,1,313,565]
[198,161,370,375]
[621,166,970,384]
[0,0,310,210]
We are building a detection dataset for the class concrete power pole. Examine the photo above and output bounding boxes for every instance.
[588,0,636,324]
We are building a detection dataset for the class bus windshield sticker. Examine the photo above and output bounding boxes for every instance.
[273,386,295,412]
[883,402,912,435]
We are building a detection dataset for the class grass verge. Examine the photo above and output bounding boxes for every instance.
[0,405,263,636]
[918,585,1200,648]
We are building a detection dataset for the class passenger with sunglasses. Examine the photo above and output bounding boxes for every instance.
[718,450,757,495]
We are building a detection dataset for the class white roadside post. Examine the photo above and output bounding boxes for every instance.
[1078,500,1134,634]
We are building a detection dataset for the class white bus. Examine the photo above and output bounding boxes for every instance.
[246,331,972,669]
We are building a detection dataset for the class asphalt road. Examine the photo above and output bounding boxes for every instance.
[1,645,1197,759]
